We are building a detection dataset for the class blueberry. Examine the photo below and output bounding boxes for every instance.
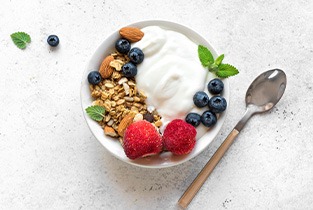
[193,91,209,108]
[201,110,217,127]
[122,62,137,78]
[208,96,227,113]
[208,78,224,94]
[115,38,131,54]
[185,113,201,127]
[128,48,144,64]
[47,35,59,47]
[87,71,102,85]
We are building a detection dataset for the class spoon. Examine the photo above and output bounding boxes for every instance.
[178,69,287,208]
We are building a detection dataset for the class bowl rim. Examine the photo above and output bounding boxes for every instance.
[80,19,229,168]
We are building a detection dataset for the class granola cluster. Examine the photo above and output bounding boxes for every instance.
[89,52,162,139]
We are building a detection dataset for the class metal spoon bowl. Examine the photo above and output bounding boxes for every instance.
[178,69,287,208]
[236,69,287,131]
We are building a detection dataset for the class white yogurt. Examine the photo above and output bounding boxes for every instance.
[133,26,212,135]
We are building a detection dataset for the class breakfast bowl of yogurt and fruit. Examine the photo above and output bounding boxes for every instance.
[81,20,238,168]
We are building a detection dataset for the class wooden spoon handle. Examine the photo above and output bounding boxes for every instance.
[178,129,240,209]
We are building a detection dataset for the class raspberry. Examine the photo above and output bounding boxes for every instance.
[163,119,197,155]
[123,120,162,160]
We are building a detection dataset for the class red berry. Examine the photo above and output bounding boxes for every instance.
[123,120,162,160]
[163,119,197,155]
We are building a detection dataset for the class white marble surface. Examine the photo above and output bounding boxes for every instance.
[1,0,313,209]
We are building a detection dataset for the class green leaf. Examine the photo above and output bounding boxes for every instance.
[216,64,239,78]
[10,32,31,49]
[215,54,224,66]
[85,105,105,121]
[198,45,214,67]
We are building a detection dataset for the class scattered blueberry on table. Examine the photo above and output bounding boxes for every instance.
[47,35,59,47]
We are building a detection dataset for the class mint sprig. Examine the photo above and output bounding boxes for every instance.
[198,45,239,78]
[85,105,105,121]
[10,32,31,49]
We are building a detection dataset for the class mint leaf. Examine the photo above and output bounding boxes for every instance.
[198,45,214,67]
[216,64,239,78]
[10,32,31,49]
[215,54,224,66]
[85,105,105,121]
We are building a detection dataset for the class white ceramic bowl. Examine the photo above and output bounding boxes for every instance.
[81,20,229,168]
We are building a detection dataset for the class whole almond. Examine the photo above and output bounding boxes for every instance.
[118,112,136,137]
[99,55,114,79]
[119,27,144,43]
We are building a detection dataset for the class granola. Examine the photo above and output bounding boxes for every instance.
[89,51,162,138]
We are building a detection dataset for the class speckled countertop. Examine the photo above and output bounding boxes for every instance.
[1,0,313,209]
